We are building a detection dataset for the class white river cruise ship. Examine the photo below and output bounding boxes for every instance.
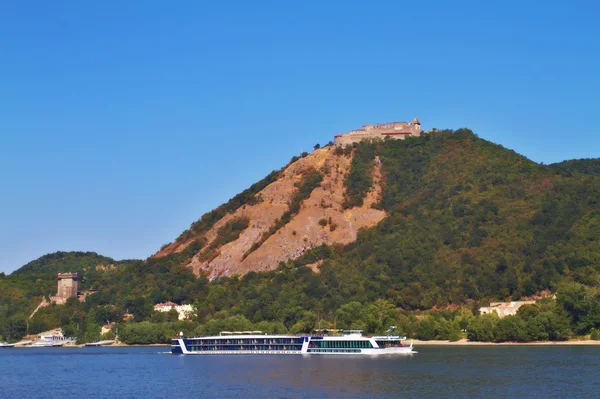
[171,328,414,355]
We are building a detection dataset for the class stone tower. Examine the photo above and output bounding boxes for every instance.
[57,273,79,300]
[412,118,421,133]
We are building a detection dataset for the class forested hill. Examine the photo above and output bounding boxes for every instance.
[150,129,600,308]
[13,251,115,275]
[550,158,600,176]
[3,129,600,344]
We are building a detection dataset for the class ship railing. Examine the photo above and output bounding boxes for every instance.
[219,330,265,336]
[372,335,407,340]
[312,329,364,337]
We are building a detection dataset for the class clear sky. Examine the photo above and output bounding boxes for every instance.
[1,1,599,273]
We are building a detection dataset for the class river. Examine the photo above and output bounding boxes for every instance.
[1,345,599,398]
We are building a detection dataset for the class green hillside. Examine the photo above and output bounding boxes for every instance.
[1,251,117,336]
[13,251,115,275]
[550,158,600,176]
[3,129,600,343]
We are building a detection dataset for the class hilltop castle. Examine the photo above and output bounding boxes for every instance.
[29,272,81,319]
[334,118,421,147]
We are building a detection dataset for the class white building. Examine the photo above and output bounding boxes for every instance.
[154,302,194,320]
[479,301,536,318]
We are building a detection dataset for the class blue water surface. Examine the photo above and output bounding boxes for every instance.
[1,346,599,398]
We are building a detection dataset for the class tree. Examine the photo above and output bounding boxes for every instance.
[7,316,27,341]
[556,282,600,334]
[417,316,436,340]
[536,312,570,341]
[335,302,363,329]
[446,320,462,341]
[516,304,541,322]
[314,144,321,150]
[467,314,497,342]
[526,316,549,341]
[61,323,78,339]
[125,297,153,322]
[364,300,398,334]
[29,317,51,335]
[290,311,317,333]
[493,316,527,342]
[84,309,101,343]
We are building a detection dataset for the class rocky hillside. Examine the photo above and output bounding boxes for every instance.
[155,128,600,304]
[155,146,387,279]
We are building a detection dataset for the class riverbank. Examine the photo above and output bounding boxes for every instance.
[9,339,600,347]
[412,339,600,346]
[8,342,169,348]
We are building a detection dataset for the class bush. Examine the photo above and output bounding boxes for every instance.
[343,142,376,208]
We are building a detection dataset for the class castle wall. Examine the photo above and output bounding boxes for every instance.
[334,120,421,147]
[334,131,418,147]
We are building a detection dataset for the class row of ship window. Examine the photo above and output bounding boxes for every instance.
[187,345,302,351]
[307,349,362,353]
[185,339,303,345]
[310,340,373,349]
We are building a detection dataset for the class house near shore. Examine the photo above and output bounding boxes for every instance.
[101,322,116,336]
[479,301,536,318]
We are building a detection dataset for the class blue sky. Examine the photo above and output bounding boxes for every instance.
[1,1,599,273]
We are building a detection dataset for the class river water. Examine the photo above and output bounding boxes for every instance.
[1,345,599,398]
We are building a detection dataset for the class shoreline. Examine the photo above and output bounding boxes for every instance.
[9,339,600,348]
[412,339,600,346]
[8,343,170,348]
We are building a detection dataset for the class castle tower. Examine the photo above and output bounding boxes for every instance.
[411,118,421,133]
[57,273,79,300]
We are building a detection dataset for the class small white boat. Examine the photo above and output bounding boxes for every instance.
[0,342,15,348]
[84,340,115,347]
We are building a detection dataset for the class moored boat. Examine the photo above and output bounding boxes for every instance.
[172,328,414,355]
[84,340,115,347]
[0,342,15,348]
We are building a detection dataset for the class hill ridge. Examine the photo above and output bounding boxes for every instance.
[153,129,600,300]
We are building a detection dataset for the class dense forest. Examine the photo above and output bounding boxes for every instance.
[2,129,599,344]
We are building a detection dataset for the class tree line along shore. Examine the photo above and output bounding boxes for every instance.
[5,284,600,346]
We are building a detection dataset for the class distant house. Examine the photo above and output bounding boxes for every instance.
[154,302,194,320]
[153,301,178,311]
[101,322,116,336]
[122,312,134,322]
[479,301,536,318]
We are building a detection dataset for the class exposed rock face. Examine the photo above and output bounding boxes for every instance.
[155,146,386,279]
